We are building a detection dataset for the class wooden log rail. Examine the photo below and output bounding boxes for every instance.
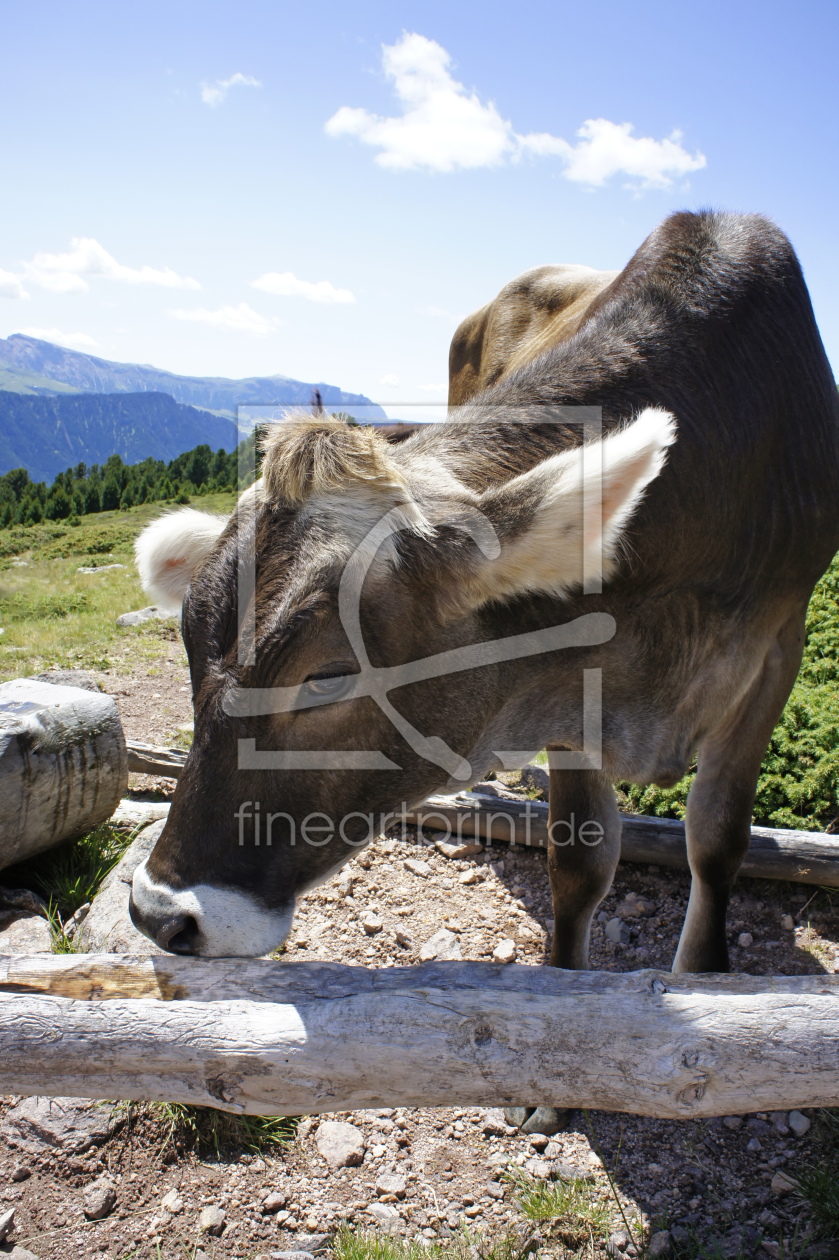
[124,742,839,887]
[0,955,837,1118]
[406,793,839,888]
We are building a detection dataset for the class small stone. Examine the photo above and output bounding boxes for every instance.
[769,1111,789,1128]
[482,1109,507,1136]
[198,1204,226,1235]
[361,911,383,936]
[419,927,462,961]
[368,1202,401,1232]
[394,928,413,947]
[780,914,795,931]
[648,1231,672,1257]
[338,872,354,896]
[486,1180,504,1199]
[493,938,517,964]
[788,1110,810,1136]
[605,918,628,945]
[0,1207,15,1242]
[262,1189,287,1213]
[528,1133,549,1151]
[10,1165,31,1182]
[606,1230,631,1255]
[553,1162,595,1183]
[376,1172,407,1198]
[770,1170,798,1196]
[435,839,483,860]
[521,1106,568,1136]
[520,763,550,796]
[83,1176,117,1221]
[161,1189,183,1214]
[404,858,432,878]
[723,1116,743,1130]
[738,932,753,948]
[525,1158,551,1179]
[458,869,480,885]
[746,1137,762,1153]
[315,1120,365,1168]
[615,895,653,919]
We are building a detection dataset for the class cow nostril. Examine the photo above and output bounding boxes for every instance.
[165,916,200,955]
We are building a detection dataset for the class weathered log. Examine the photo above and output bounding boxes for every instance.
[126,741,187,778]
[406,792,839,888]
[0,679,127,869]
[0,954,836,1117]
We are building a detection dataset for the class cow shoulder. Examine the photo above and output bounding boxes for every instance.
[448,264,617,407]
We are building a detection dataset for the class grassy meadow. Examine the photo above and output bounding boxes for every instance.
[0,490,236,682]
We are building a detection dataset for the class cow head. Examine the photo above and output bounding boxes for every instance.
[129,409,675,955]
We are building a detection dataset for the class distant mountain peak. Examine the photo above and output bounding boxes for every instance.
[0,333,385,419]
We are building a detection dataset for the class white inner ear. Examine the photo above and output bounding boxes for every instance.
[475,407,677,604]
[134,508,230,607]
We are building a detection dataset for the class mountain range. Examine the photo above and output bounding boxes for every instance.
[0,334,385,480]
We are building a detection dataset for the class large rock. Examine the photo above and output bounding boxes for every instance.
[0,1096,119,1155]
[35,669,101,692]
[0,678,128,870]
[77,820,165,954]
[0,911,52,954]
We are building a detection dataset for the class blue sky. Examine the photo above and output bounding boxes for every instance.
[1,0,837,418]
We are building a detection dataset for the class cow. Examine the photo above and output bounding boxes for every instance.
[448,262,617,407]
[129,211,839,1013]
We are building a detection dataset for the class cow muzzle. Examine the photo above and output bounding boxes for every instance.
[129,860,295,957]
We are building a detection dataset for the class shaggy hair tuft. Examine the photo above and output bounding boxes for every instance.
[260,414,409,506]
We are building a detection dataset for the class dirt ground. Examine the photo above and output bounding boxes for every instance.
[1,666,838,1259]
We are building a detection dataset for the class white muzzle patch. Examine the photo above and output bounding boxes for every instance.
[131,859,295,957]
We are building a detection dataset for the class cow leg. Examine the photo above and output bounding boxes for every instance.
[674,612,806,973]
[546,760,622,969]
[504,756,620,1135]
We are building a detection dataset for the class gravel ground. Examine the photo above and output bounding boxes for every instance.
[2,666,837,1259]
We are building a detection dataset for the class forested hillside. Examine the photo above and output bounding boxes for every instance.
[0,390,238,482]
[0,436,253,526]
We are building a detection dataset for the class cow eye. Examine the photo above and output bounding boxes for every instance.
[303,672,352,699]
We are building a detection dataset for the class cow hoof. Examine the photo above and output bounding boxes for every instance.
[504,1106,570,1136]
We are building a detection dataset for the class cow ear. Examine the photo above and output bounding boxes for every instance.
[134,508,230,607]
[468,407,676,606]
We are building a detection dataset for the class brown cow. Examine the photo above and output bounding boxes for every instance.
[448,263,617,407]
[129,212,839,1013]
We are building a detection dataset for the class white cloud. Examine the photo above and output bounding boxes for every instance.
[168,303,279,337]
[380,373,400,387]
[201,73,261,107]
[416,382,448,393]
[0,270,28,300]
[18,327,99,350]
[22,238,201,295]
[326,33,706,188]
[326,34,512,173]
[520,119,706,189]
[251,271,355,304]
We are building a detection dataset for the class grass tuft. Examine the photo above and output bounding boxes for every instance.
[147,1101,297,1160]
[794,1107,839,1241]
